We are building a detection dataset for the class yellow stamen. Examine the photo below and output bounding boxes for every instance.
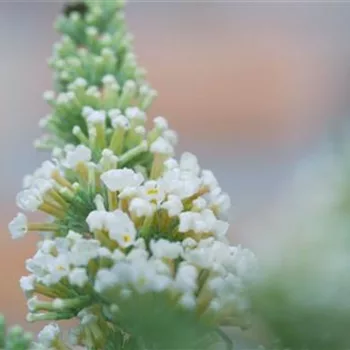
[147,188,158,196]
[123,234,131,243]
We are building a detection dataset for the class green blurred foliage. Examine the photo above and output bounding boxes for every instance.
[0,315,33,350]
[252,147,350,350]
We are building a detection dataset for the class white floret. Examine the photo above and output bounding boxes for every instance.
[37,323,60,347]
[110,114,130,129]
[70,239,100,266]
[64,145,92,169]
[153,116,168,130]
[174,264,198,293]
[163,129,178,146]
[150,137,174,156]
[86,210,107,232]
[20,275,36,293]
[85,110,106,125]
[102,74,117,85]
[107,210,137,248]
[69,268,89,287]
[16,189,43,212]
[101,169,144,192]
[125,107,146,121]
[129,197,154,217]
[161,195,184,217]
[150,239,183,259]
[180,152,200,175]
[8,213,28,239]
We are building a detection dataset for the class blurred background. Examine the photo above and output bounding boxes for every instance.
[1,0,350,335]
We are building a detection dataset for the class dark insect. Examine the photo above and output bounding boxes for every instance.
[63,2,88,17]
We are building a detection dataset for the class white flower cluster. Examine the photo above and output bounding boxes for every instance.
[8,0,258,349]
[20,230,255,327]
[25,231,95,288]
[95,152,231,238]
[95,237,256,315]
[10,109,257,349]
[10,145,230,239]
[12,135,256,339]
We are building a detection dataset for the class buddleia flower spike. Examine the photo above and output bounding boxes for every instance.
[9,1,258,349]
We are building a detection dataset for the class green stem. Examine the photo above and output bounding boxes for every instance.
[216,329,234,350]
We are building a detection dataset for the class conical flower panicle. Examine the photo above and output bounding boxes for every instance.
[39,0,155,148]
[8,1,258,349]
